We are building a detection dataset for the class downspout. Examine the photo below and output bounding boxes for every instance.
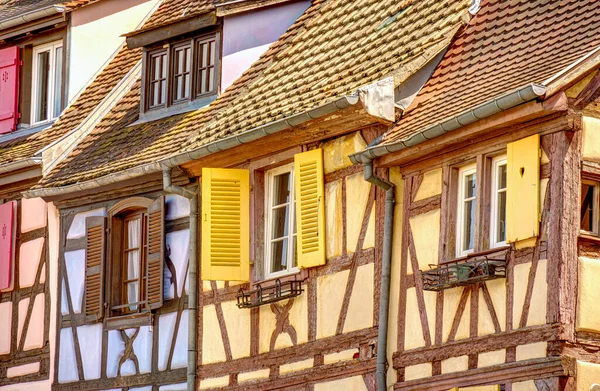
[161,168,198,391]
[363,161,394,391]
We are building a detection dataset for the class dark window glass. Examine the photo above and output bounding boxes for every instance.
[581,183,595,232]
[149,51,167,108]
[36,51,50,122]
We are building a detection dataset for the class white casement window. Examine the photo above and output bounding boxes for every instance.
[490,156,508,247]
[265,164,298,278]
[581,181,599,235]
[457,164,477,257]
[31,41,63,124]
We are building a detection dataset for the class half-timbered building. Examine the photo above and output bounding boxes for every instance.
[24,0,474,390]
[349,0,600,389]
[0,1,159,389]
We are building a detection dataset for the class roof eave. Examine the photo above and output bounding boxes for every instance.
[0,5,66,30]
[349,83,547,165]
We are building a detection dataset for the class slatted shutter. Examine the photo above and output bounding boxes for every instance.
[146,196,165,309]
[294,149,326,268]
[85,216,106,322]
[506,134,540,243]
[201,168,249,281]
[0,47,20,134]
[0,201,15,291]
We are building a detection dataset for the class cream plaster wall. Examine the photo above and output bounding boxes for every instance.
[441,355,468,374]
[404,287,436,349]
[409,209,440,273]
[414,168,442,201]
[314,376,368,391]
[199,375,229,389]
[259,295,308,353]
[404,362,431,381]
[322,132,367,174]
[583,116,600,161]
[577,361,600,391]
[325,180,343,258]
[221,300,251,360]
[323,348,358,364]
[238,368,269,383]
[345,172,375,252]
[443,287,470,342]
[460,386,499,391]
[316,270,347,339]
[280,358,313,374]
[512,380,537,391]
[202,305,226,364]
[387,167,403,387]
[478,279,506,335]
[515,342,546,361]
[513,259,547,329]
[68,0,160,101]
[344,263,374,333]
[477,349,505,367]
[577,256,600,332]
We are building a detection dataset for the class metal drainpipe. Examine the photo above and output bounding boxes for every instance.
[162,168,198,391]
[363,162,395,391]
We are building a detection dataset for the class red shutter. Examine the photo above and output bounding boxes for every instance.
[0,201,15,291]
[0,47,20,134]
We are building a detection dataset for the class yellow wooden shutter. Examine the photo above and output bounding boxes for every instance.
[85,216,106,322]
[294,149,326,268]
[506,134,540,243]
[146,196,165,309]
[201,168,249,281]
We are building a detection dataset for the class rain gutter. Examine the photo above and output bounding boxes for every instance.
[349,83,547,164]
[0,157,42,174]
[0,6,66,30]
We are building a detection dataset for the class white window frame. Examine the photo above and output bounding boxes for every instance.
[581,180,599,235]
[490,156,508,248]
[456,164,477,257]
[31,40,63,125]
[264,163,298,279]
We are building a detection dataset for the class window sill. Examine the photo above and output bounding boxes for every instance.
[105,311,153,330]
[579,233,600,245]
[254,268,308,287]
[439,246,510,266]
[134,94,217,125]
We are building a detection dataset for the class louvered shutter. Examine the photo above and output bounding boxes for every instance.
[0,201,15,291]
[201,168,249,281]
[85,216,106,322]
[506,134,540,243]
[146,196,165,309]
[294,149,326,268]
[0,47,20,134]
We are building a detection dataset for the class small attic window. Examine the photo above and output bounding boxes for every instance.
[141,31,220,120]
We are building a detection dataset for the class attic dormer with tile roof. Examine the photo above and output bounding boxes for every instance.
[124,0,311,122]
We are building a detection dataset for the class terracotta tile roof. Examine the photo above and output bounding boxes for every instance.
[380,0,600,146]
[129,0,227,35]
[36,0,327,188]
[0,0,99,22]
[0,44,141,167]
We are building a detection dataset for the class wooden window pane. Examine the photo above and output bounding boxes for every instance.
[36,50,50,122]
[196,37,217,97]
[173,46,191,101]
[149,52,167,108]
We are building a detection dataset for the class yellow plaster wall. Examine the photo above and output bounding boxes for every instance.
[512,380,537,391]
[513,259,547,329]
[414,168,442,201]
[202,305,226,364]
[460,386,500,391]
[516,342,546,361]
[202,281,225,292]
[443,287,470,342]
[258,295,308,353]
[478,349,505,367]
[314,376,368,391]
[259,304,277,353]
[325,180,343,258]
[404,363,431,381]
[221,300,251,359]
[577,361,600,391]
[577,257,600,333]
[387,167,403,387]
[199,375,229,389]
[288,294,309,345]
[408,209,440,273]
[583,116,600,161]
[280,358,313,374]
[404,287,436,349]
[324,348,358,364]
[478,279,506,336]
[441,355,468,374]
[317,270,348,339]
[346,172,375,252]
[344,263,374,333]
[321,132,367,174]
[238,369,270,383]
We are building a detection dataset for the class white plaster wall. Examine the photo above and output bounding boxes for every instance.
[68,0,159,101]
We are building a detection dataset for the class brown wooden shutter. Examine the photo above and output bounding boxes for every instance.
[146,196,165,309]
[85,216,106,322]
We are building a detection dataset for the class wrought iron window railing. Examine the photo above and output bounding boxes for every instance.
[236,278,304,309]
[422,250,507,291]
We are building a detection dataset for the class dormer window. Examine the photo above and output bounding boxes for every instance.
[142,32,219,119]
